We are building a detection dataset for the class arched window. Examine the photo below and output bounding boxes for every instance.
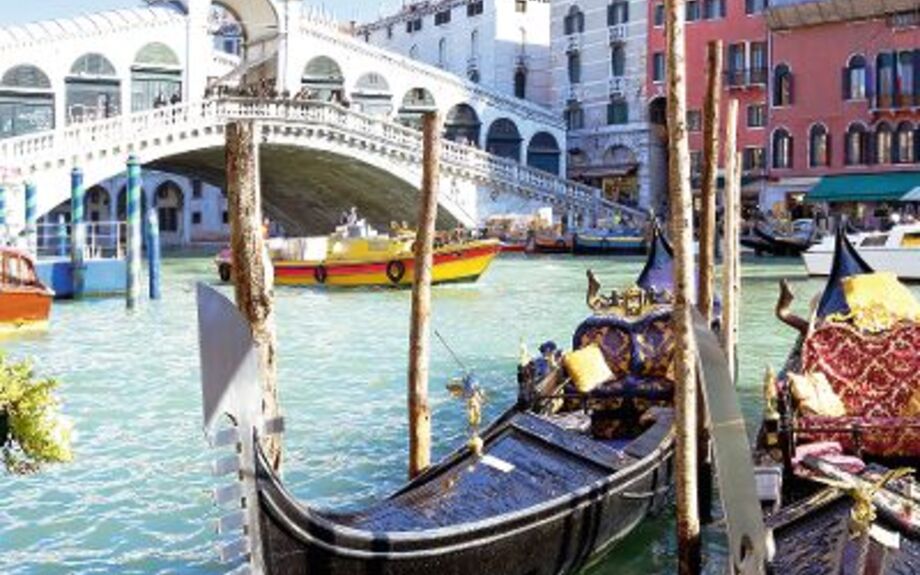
[470,29,479,58]
[132,42,182,111]
[564,5,585,35]
[67,53,120,124]
[527,132,561,175]
[895,122,914,164]
[444,104,481,146]
[772,128,793,169]
[486,118,523,162]
[877,53,894,108]
[809,124,829,167]
[843,55,866,101]
[875,122,893,164]
[845,123,868,166]
[301,56,345,102]
[567,50,581,84]
[352,72,393,117]
[611,43,626,77]
[438,38,448,68]
[514,67,527,99]
[608,1,629,25]
[773,64,792,107]
[0,64,54,138]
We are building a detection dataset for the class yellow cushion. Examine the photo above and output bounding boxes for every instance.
[564,344,613,393]
[789,371,847,418]
[902,388,920,417]
[835,272,920,332]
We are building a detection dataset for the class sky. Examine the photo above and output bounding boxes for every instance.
[0,0,406,26]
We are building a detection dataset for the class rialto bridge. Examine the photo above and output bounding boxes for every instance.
[0,0,644,237]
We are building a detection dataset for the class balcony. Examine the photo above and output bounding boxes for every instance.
[608,77,628,96]
[608,24,628,44]
[725,67,768,89]
[566,35,581,53]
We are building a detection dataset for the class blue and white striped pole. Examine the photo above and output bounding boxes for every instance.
[126,156,142,309]
[24,181,37,253]
[71,167,86,298]
[146,206,161,300]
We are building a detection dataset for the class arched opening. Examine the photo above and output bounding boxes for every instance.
[773,64,792,107]
[209,3,245,56]
[66,53,120,124]
[772,128,793,169]
[845,123,868,165]
[84,186,111,223]
[611,43,626,77]
[526,132,561,175]
[397,87,436,130]
[564,100,584,130]
[351,73,392,117]
[485,118,522,162]
[876,53,894,109]
[875,122,892,164]
[809,124,829,167]
[154,180,185,245]
[444,104,481,146]
[601,145,639,205]
[301,56,345,103]
[844,55,866,101]
[514,67,527,99]
[895,122,915,164]
[0,64,54,138]
[648,96,667,127]
[132,42,182,111]
[438,38,448,68]
[564,5,585,35]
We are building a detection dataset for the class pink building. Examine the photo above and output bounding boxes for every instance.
[646,0,771,210]
[765,0,920,221]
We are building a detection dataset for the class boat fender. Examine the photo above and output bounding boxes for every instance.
[386,260,406,284]
[314,265,328,284]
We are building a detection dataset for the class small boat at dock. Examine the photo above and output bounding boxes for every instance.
[524,230,573,254]
[740,218,818,256]
[802,222,920,281]
[572,227,647,256]
[0,248,54,333]
[195,227,683,574]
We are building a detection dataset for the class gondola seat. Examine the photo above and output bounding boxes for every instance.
[571,311,675,439]
[792,321,920,457]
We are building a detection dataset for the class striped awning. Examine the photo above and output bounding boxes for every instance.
[806,172,920,203]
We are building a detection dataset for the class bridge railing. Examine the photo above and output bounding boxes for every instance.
[35,220,126,260]
[0,97,645,219]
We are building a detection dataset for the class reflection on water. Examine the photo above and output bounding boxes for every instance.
[1,254,898,574]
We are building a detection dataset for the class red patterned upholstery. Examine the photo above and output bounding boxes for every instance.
[801,323,920,418]
[797,416,920,458]
[794,322,920,457]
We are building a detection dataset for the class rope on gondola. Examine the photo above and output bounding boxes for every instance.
[386,260,406,284]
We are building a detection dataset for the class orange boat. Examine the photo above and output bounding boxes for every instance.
[0,248,54,333]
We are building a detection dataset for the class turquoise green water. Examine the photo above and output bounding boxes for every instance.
[0,254,842,573]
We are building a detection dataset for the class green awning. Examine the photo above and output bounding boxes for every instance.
[806,172,920,203]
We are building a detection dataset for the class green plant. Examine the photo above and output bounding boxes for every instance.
[0,353,72,474]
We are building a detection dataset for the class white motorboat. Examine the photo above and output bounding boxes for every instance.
[802,222,920,280]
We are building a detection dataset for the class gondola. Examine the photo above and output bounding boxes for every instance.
[571,227,647,256]
[740,218,817,256]
[746,227,920,573]
[195,228,682,575]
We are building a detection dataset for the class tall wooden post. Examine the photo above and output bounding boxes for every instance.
[665,0,700,572]
[70,167,86,299]
[407,112,440,480]
[125,157,142,309]
[722,100,740,381]
[225,120,282,470]
[698,40,721,322]
[695,39,722,525]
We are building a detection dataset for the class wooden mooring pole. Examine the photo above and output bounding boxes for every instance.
[722,100,740,381]
[665,0,700,572]
[225,120,282,471]
[695,39,722,527]
[407,111,440,480]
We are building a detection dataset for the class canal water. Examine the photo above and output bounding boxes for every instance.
[0,254,872,574]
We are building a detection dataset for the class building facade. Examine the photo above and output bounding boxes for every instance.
[552,0,654,209]
[646,0,770,213]
[764,0,920,222]
[359,0,553,109]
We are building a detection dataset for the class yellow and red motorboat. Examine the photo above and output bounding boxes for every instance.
[0,247,54,333]
[215,221,500,288]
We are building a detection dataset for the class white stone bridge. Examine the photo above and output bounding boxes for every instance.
[0,0,644,233]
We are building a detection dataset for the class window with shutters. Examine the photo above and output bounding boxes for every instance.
[875,123,892,163]
[895,122,915,163]
[608,98,628,125]
[608,1,629,25]
[435,10,451,25]
[877,53,894,108]
[654,3,665,26]
[897,51,914,108]
[809,124,829,168]
[652,52,665,82]
[686,0,700,21]
[611,43,626,77]
[467,1,484,17]
[743,147,765,171]
[703,0,724,19]
[845,123,868,165]
[568,50,581,84]
[564,6,585,35]
[747,104,765,128]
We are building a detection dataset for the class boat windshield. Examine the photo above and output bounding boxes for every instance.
[860,235,888,248]
[1,252,40,287]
